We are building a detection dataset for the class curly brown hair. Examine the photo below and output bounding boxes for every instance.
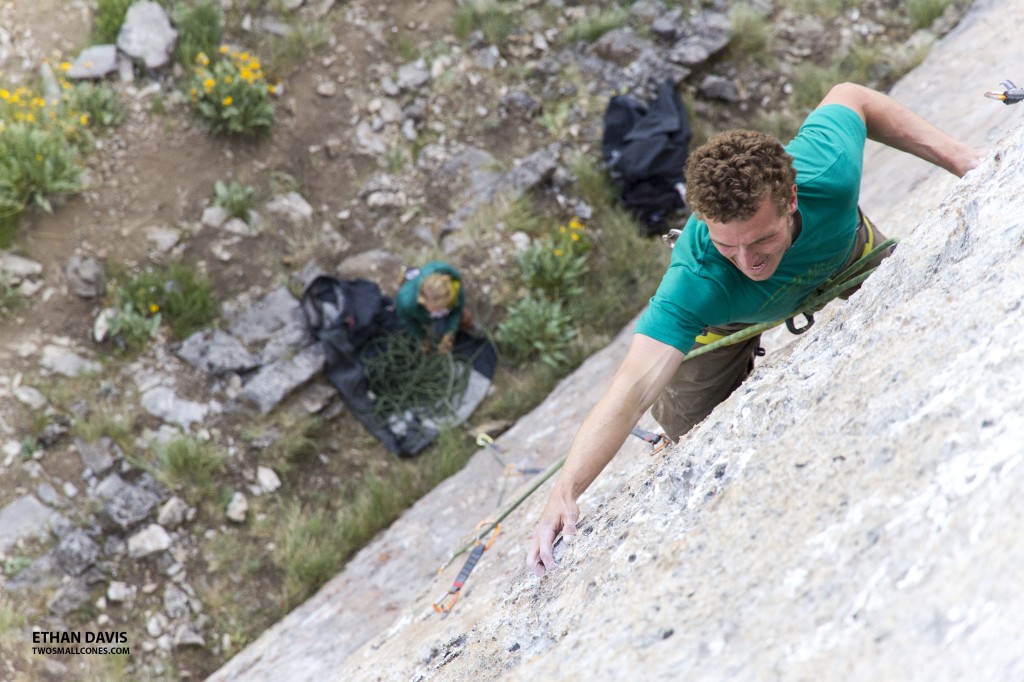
[684,129,796,223]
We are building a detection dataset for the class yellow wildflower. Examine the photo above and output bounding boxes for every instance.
[80,113,89,125]
[224,75,233,84]
[219,45,229,55]
[553,249,564,257]
[0,89,9,100]
[222,96,233,106]
[240,68,252,82]
[204,78,216,90]
[570,233,580,241]
[9,94,19,104]
[559,225,567,233]
[267,84,277,94]
[36,154,43,161]
[60,62,71,71]
[569,217,583,230]
[149,303,160,314]
[24,112,34,122]
[196,52,210,66]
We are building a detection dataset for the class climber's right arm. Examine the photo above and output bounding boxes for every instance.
[526,334,684,577]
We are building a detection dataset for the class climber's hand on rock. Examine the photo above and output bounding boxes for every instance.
[526,493,578,577]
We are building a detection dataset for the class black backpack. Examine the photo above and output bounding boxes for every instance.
[602,80,692,236]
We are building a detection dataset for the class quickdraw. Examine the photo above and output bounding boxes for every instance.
[433,521,500,616]
[629,425,669,454]
[985,79,1024,105]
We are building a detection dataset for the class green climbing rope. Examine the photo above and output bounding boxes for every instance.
[360,332,470,419]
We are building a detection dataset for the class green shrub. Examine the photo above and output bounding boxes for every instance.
[0,271,25,316]
[728,4,772,63]
[68,82,125,128]
[116,262,219,339]
[106,302,161,353]
[173,1,224,71]
[496,295,577,367]
[563,8,628,44]
[517,217,590,299]
[188,47,274,136]
[907,0,954,29]
[93,0,133,44]
[0,123,82,213]
[153,436,226,503]
[214,179,256,220]
[453,0,516,45]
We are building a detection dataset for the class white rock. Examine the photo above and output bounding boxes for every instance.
[127,524,172,558]
[226,492,248,523]
[256,466,281,494]
[107,581,134,603]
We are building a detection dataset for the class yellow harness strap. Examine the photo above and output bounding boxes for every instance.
[860,213,875,259]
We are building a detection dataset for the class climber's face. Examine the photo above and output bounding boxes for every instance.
[706,187,799,282]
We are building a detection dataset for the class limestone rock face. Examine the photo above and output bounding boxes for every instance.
[211,2,1024,680]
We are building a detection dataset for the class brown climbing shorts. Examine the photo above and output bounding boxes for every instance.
[651,209,895,442]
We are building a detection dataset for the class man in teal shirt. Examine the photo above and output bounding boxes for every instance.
[527,83,985,577]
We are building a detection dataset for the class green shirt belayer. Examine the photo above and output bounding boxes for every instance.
[634,104,867,352]
[395,260,466,340]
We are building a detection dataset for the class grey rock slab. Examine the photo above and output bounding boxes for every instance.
[65,253,105,298]
[698,75,741,102]
[48,577,93,616]
[164,584,191,620]
[54,528,101,576]
[157,497,189,529]
[666,11,732,66]
[140,386,210,430]
[117,1,178,69]
[264,192,313,227]
[226,287,309,363]
[590,28,654,66]
[0,251,43,280]
[67,44,118,79]
[0,494,64,553]
[40,345,101,377]
[4,552,63,594]
[507,143,561,193]
[396,60,430,91]
[76,437,117,475]
[177,329,260,375]
[237,344,325,414]
[14,385,47,410]
[336,249,403,284]
[103,475,164,530]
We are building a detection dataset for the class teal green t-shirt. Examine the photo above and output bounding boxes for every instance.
[635,104,867,352]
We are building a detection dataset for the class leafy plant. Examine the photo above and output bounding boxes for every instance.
[93,0,133,44]
[188,46,275,136]
[452,0,517,45]
[496,295,577,367]
[105,302,161,353]
[728,4,772,63]
[115,262,219,339]
[173,1,223,71]
[214,179,256,220]
[517,217,590,299]
[563,8,628,44]
[907,0,954,29]
[0,271,25,315]
[68,82,125,128]
[152,436,226,503]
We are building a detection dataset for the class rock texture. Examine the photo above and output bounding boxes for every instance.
[211,1,1024,679]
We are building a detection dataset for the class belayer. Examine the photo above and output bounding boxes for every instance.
[526,82,986,576]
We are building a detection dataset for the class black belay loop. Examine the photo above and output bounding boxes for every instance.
[785,313,815,335]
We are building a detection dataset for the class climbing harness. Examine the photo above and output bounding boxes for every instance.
[433,521,500,616]
[985,79,1024,104]
[685,237,898,360]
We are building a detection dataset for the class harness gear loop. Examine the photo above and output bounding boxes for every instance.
[785,312,815,335]
[433,521,500,616]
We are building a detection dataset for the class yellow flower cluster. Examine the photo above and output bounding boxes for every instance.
[0,80,86,130]
[553,216,586,255]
